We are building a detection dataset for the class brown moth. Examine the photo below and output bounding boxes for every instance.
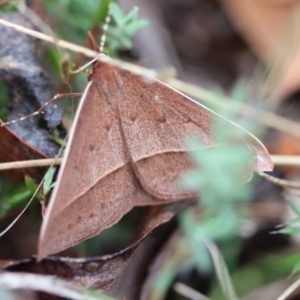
[38,40,273,260]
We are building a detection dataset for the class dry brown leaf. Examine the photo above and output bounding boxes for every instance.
[1,201,189,298]
[0,122,46,182]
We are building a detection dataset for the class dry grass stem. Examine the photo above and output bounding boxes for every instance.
[1,155,300,172]
[0,18,300,137]
[258,171,300,189]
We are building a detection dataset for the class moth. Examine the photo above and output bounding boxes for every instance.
[38,35,273,260]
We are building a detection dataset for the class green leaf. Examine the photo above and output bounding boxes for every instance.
[110,2,125,26]
[123,6,138,24]
[0,82,8,121]
[46,48,62,76]
[25,176,38,195]
[120,36,132,49]
[289,200,300,217]
[0,187,32,215]
[124,19,149,36]
[48,129,66,147]
[277,226,300,235]
[103,3,149,52]
[43,167,56,196]
[291,261,300,276]
[91,0,114,24]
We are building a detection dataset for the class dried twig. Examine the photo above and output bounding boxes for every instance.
[0,158,62,171]
[1,155,300,172]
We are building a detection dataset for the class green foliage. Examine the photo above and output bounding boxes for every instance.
[0,1,18,15]
[41,0,148,76]
[45,47,64,79]
[210,249,300,299]
[48,129,66,147]
[42,0,108,42]
[41,0,108,79]
[180,92,253,248]
[105,3,148,56]
[274,200,300,235]
[24,167,56,201]
[43,167,56,196]
[0,186,31,216]
[0,168,55,217]
[24,176,38,195]
[177,86,256,295]
[0,82,8,121]
[0,176,32,216]
[148,85,259,298]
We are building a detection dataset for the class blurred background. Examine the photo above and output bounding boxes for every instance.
[1,1,300,299]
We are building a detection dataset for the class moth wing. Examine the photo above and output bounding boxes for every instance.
[38,81,154,260]
[119,71,273,201]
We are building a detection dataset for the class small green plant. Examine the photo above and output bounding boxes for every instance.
[24,166,56,202]
[42,166,56,196]
[275,200,300,235]
[104,3,148,56]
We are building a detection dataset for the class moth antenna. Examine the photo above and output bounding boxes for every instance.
[87,2,111,53]
[99,2,112,53]
[88,31,99,52]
